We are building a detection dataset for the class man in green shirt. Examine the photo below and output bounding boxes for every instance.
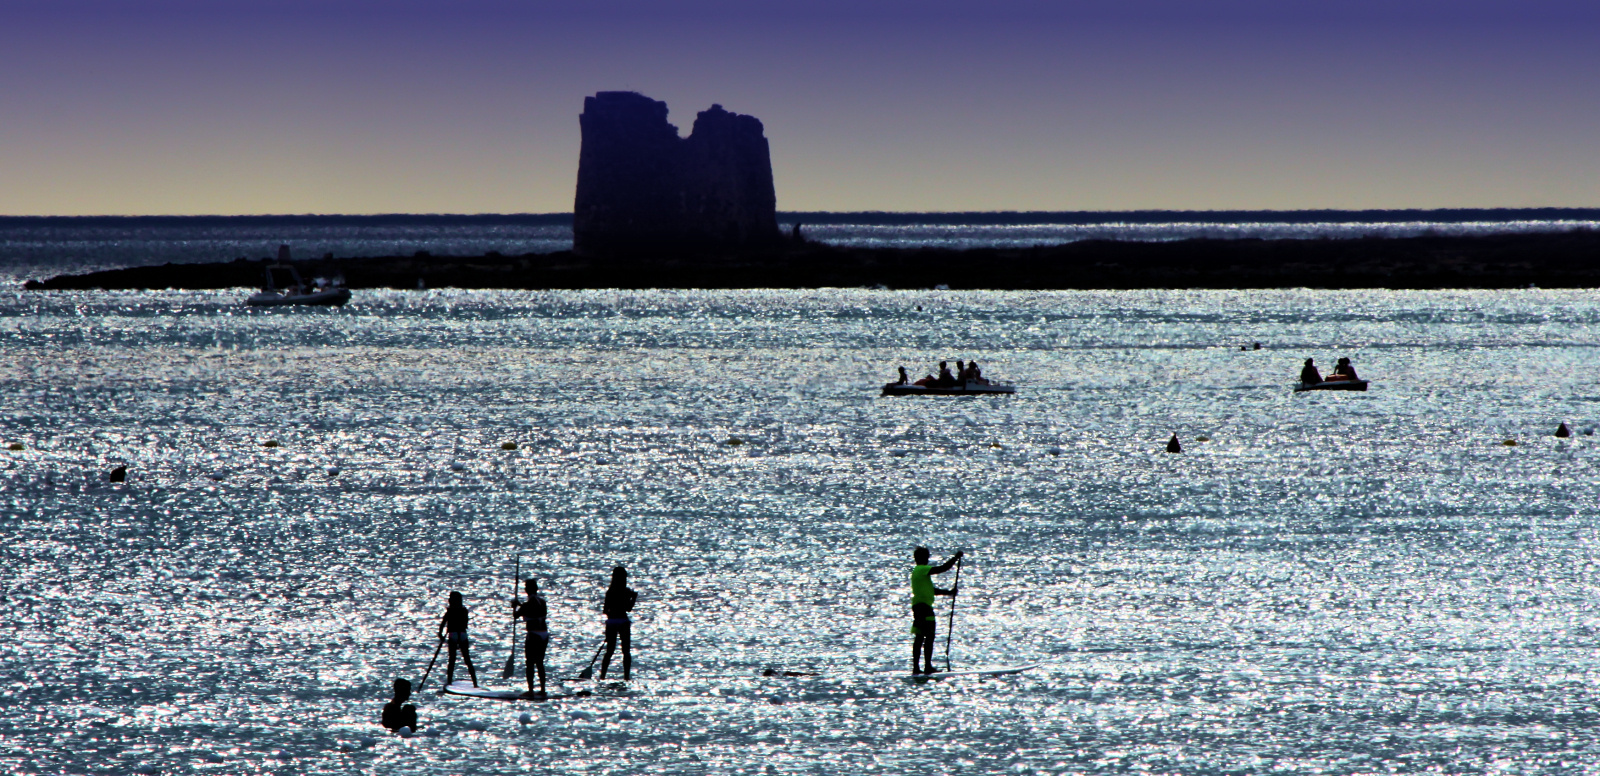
[909,546,963,675]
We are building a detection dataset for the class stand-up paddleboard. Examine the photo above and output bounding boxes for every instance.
[441,681,592,701]
[901,664,1040,681]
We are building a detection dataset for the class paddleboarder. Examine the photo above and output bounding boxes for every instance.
[381,678,418,732]
[598,566,637,681]
[436,591,479,690]
[511,578,550,698]
[909,546,962,675]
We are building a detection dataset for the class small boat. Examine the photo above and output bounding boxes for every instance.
[882,380,1016,397]
[1294,379,1368,392]
[246,260,350,307]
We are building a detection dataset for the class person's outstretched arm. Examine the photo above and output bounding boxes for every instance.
[931,551,964,575]
[934,583,958,597]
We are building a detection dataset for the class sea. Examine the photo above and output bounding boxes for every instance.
[3,212,1600,775]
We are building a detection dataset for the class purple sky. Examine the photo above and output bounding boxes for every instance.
[3,1,1597,215]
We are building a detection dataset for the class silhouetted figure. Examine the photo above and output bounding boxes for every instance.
[936,361,956,388]
[381,678,418,732]
[1556,422,1571,438]
[512,578,550,698]
[967,361,986,384]
[1254,342,1262,350]
[1328,357,1359,381]
[437,591,478,691]
[1300,359,1322,385]
[1167,434,1182,453]
[791,223,804,242]
[108,465,126,483]
[955,361,966,382]
[909,547,961,675]
[598,566,637,681]
[897,366,910,385]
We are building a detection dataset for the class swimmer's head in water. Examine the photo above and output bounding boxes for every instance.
[393,678,412,700]
[914,546,930,564]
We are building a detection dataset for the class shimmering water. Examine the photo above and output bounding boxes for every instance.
[3,288,1599,775]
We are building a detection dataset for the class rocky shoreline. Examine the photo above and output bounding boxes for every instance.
[21,230,1600,291]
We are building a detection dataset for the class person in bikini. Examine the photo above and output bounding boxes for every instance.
[598,566,637,681]
[909,546,962,675]
[511,578,550,698]
[436,590,478,691]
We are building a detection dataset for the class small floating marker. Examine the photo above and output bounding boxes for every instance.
[724,437,744,446]
[1556,422,1571,438]
[398,726,413,737]
[1166,434,1182,453]
[1047,446,1062,456]
[1195,435,1210,442]
[450,461,466,471]
[262,440,280,448]
[1254,342,1262,350]
[989,441,1002,449]
[1502,439,1518,446]
[501,441,518,450]
[326,466,340,477]
[108,465,127,483]
[518,712,532,725]
[6,442,22,451]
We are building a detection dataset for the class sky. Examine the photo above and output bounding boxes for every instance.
[2,1,1598,215]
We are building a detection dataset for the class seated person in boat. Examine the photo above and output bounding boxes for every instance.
[1326,357,1359,381]
[1300,358,1323,385]
[895,366,910,385]
[966,360,989,385]
[935,361,957,388]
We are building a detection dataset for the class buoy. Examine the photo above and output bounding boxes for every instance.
[1166,434,1182,453]
[518,712,531,725]
[1502,439,1518,446]
[1195,435,1210,442]
[398,726,413,737]
[1556,422,1571,438]
[109,465,127,483]
[262,440,280,448]
[326,466,340,476]
[1047,446,1062,456]
[1254,342,1262,350]
[450,462,465,471]
[724,438,744,446]
[6,442,23,451]
[501,442,518,450]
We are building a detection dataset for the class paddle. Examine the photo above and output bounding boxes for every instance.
[502,554,520,680]
[574,640,606,680]
[417,613,446,691]
[944,555,963,673]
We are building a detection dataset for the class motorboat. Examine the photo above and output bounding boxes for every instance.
[246,256,350,307]
[882,380,1016,397]
[1294,379,1368,392]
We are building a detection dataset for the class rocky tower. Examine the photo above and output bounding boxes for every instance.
[574,92,779,256]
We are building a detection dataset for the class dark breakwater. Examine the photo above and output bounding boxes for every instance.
[22,230,1600,291]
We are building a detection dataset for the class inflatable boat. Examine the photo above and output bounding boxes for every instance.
[882,380,1016,397]
[245,262,351,307]
[1294,379,1368,392]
